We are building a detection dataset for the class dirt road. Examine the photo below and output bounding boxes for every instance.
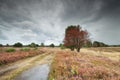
[0,50,55,80]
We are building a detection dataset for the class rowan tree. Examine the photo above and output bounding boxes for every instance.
[64,25,89,52]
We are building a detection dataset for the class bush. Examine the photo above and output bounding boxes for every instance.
[93,41,108,47]
[13,42,23,47]
[20,48,30,51]
[40,43,44,47]
[60,44,65,49]
[0,44,3,47]
[6,48,16,52]
[28,43,39,48]
[49,43,55,48]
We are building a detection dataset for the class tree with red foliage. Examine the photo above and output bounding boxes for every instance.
[64,25,89,52]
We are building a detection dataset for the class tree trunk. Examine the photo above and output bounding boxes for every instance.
[71,47,74,51]
[77,47,80,52]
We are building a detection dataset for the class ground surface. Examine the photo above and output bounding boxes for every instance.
[49,47,120,80]
[0,48,56,80]
[0,47,120,80]
[15,53,55,80]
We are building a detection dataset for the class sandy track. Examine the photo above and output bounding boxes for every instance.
[0,51,55,80]
[15,52,55,80]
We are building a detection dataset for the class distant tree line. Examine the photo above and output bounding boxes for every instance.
[84,41,109,47]
[0,42,56,48]
[62,24,120,52]
[0,44,3,47]
[0,41,120,48]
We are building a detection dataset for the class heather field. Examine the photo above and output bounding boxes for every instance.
[0,0,120,80]
[0,47,46,65]
[0,47,54,80]
[0,47,120,80]
[49,48,120,80]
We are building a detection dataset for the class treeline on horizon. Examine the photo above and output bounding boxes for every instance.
[0,41,120,47]
[0,42,55,47]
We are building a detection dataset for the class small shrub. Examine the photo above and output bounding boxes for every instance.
[6,48,16,52]
[28,43,39,48]
[20,48,30,51]
[60,44,65,49]
[33,47,38,50]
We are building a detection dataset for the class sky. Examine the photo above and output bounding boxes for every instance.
[0,0,120,45]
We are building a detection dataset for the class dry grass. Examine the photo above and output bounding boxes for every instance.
[49,49,120,80]
[88,47,120,52]
[81,48,120,62]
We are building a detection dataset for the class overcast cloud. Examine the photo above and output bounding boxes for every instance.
[0,0,120,45]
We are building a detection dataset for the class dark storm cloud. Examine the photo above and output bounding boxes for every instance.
[60,0,120,45]
[61,0,101,23]
[0,0,120,45]
[99,0,120,15]
[0,1,30,23]
[61,0,120,24]
[89,0,120,24]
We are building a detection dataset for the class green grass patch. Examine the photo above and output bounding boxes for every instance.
[6,48,16,52]
[20,48,30,51]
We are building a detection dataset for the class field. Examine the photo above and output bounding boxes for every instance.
[49,47,120,80]
[0,47,46,65]
[0,47,120,80]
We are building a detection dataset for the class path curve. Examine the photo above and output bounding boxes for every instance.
[0,51,55,80]
[15,53,54,80]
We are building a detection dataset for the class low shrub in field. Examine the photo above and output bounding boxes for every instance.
[60,45,65,50]
[0,49,46,65]
[5,48,16,52]
[49,51,120,80]
[33,47,38,50]
[0,48,3,53]
[20,48,30,51]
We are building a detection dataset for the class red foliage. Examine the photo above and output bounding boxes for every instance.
[64,25,89,52]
